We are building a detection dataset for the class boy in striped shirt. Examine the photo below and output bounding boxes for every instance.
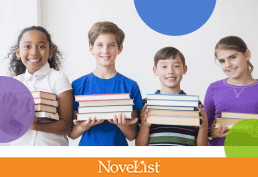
[136,47,208,146]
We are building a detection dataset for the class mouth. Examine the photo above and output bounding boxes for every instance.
[227,67,237,73]
[166,77,177,82]
[27,59,42,65]
[101,56,111,61]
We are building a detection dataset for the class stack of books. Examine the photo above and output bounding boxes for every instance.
[215,112,258,129]
[75,93,134,120]
[146,94,200,126]
[31,91,59,123]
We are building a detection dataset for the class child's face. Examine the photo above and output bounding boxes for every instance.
[217,49,250,80]
[153,56,187,92]
[16,30,53,74]
[89,33,123,68]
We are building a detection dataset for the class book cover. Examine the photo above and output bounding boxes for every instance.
[34,98,58,107]
[75,93,130,102]
[148,110,200,117]
[77,111,132,120]
[35,104,57,114]
[147,94,199,101]
[147,99,199,107]
[31,91,57,101]
[78,99,134,107]
[78,105,133,114]
[146,115,200,126]
[221,112,258,119]
[36,112,59,120]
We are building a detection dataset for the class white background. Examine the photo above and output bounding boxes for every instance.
[0,0,257,156]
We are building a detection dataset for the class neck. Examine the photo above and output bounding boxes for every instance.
[160,86,181,94]
[227,72,256,86]
[93,65,117,79]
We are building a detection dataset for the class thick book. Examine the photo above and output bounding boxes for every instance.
[147,94,199,101]
[215,123,232,130]
[148,109,200,117]
[31,91,56,100]
[147,99,199,107]
[78,99,134,107]
[36,112,59,120]
[216,118,242,124]
[77,111,132,120]
[146,115,200,126]
[35,104,57,114]
[78,105,133,114]
[34,98,58,107]
[221,112,258,119]
[75,93,130,102]
[147,105,195,111]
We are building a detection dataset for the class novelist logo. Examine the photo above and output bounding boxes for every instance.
[98,160,160,174]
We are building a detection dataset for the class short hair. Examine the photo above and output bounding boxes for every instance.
[88,21,125,49]
[154,47,185,67]
[215,36,254,74]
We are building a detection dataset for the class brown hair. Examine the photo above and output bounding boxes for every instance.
[88,21,125,49]
[215,36,254,74]
[154,47,185,67]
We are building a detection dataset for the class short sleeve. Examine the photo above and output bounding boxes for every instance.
[52,71,72,95]
[130,82,143,111]
[204,84,216,128]
[72,81,79,111]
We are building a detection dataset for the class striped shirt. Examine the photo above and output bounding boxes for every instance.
[142,90,199,146]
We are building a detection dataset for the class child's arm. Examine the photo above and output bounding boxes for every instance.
[108,110,139,141]
[68,111,104,139]
[211,119,228,138]
[135,104,151,146]
[196,105,208,146]
[30,90,73,134]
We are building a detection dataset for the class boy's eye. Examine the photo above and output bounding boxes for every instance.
[97,44,102,47]
[174,65,180,68]
[110,44,115,47]
[230,56,236,60]
[24,45,30,49]
[161,66,167,68]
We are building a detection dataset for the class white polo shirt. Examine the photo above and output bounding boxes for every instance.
[11,62,72,146]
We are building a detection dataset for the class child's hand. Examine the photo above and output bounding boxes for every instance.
[108,112,138,128]
[199,104,208,129]
[211,119,228,138]
[73,117,104,131]
[0,92,17,127]
[12,96,35,123]
[140,104,151,128]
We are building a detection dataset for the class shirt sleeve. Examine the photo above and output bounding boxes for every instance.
[53,71,72,95]
[204,84,216,128]
[72,81,79,111]
[131,82,143,111]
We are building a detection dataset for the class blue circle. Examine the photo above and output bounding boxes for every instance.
[134,0,216,36]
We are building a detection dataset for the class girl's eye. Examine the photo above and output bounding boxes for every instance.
[39,45,45,49]
[174,65,180,68]
[219,59,225,63]
[24,45,30,49]
[110,44,115,47]
[162,66,167,68]
[97,44,102,47]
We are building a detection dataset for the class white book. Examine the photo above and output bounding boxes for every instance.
[78,105,133,114]
[147,94,199,101]
[34,98,58,107]
[75,93,130,102]
[77,111,132,120]
[79,99,134,107]
[147,105,195,111]
[147,99,199,107]
[36,112,59,120]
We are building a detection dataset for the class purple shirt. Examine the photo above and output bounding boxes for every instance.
[204,79,258,146]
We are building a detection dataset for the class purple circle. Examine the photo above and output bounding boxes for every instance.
[0,76,35,143]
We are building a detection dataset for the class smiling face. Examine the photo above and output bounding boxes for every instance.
[153,55,187,93]
[217,49,250,81]
[89,33,123,68]
[16,30,53,74]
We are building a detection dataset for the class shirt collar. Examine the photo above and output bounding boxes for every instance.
[154,90,186,95]
[24,62,50,82]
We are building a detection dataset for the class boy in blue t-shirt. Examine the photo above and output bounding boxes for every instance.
[69,21,143,146]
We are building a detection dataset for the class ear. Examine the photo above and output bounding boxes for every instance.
[153,66,158,76]
[245,49,251,61]
[118,44,123,55]
[89,44,94,55]
[16,47,21,59]
[183,65,188,75]
[48,48,53,59]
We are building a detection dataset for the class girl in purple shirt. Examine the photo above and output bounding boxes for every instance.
[204,36,258,146]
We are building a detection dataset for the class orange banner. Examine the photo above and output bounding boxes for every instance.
[1,157,256,176]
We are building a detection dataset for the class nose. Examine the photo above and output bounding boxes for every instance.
[225,60,232,68]
[102,45,109,54]
[30,46,39,56]
[167,66,174,74]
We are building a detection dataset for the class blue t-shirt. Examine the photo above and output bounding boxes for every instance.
[72,72,143,146]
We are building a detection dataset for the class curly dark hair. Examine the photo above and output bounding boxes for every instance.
[7,26,63,76]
